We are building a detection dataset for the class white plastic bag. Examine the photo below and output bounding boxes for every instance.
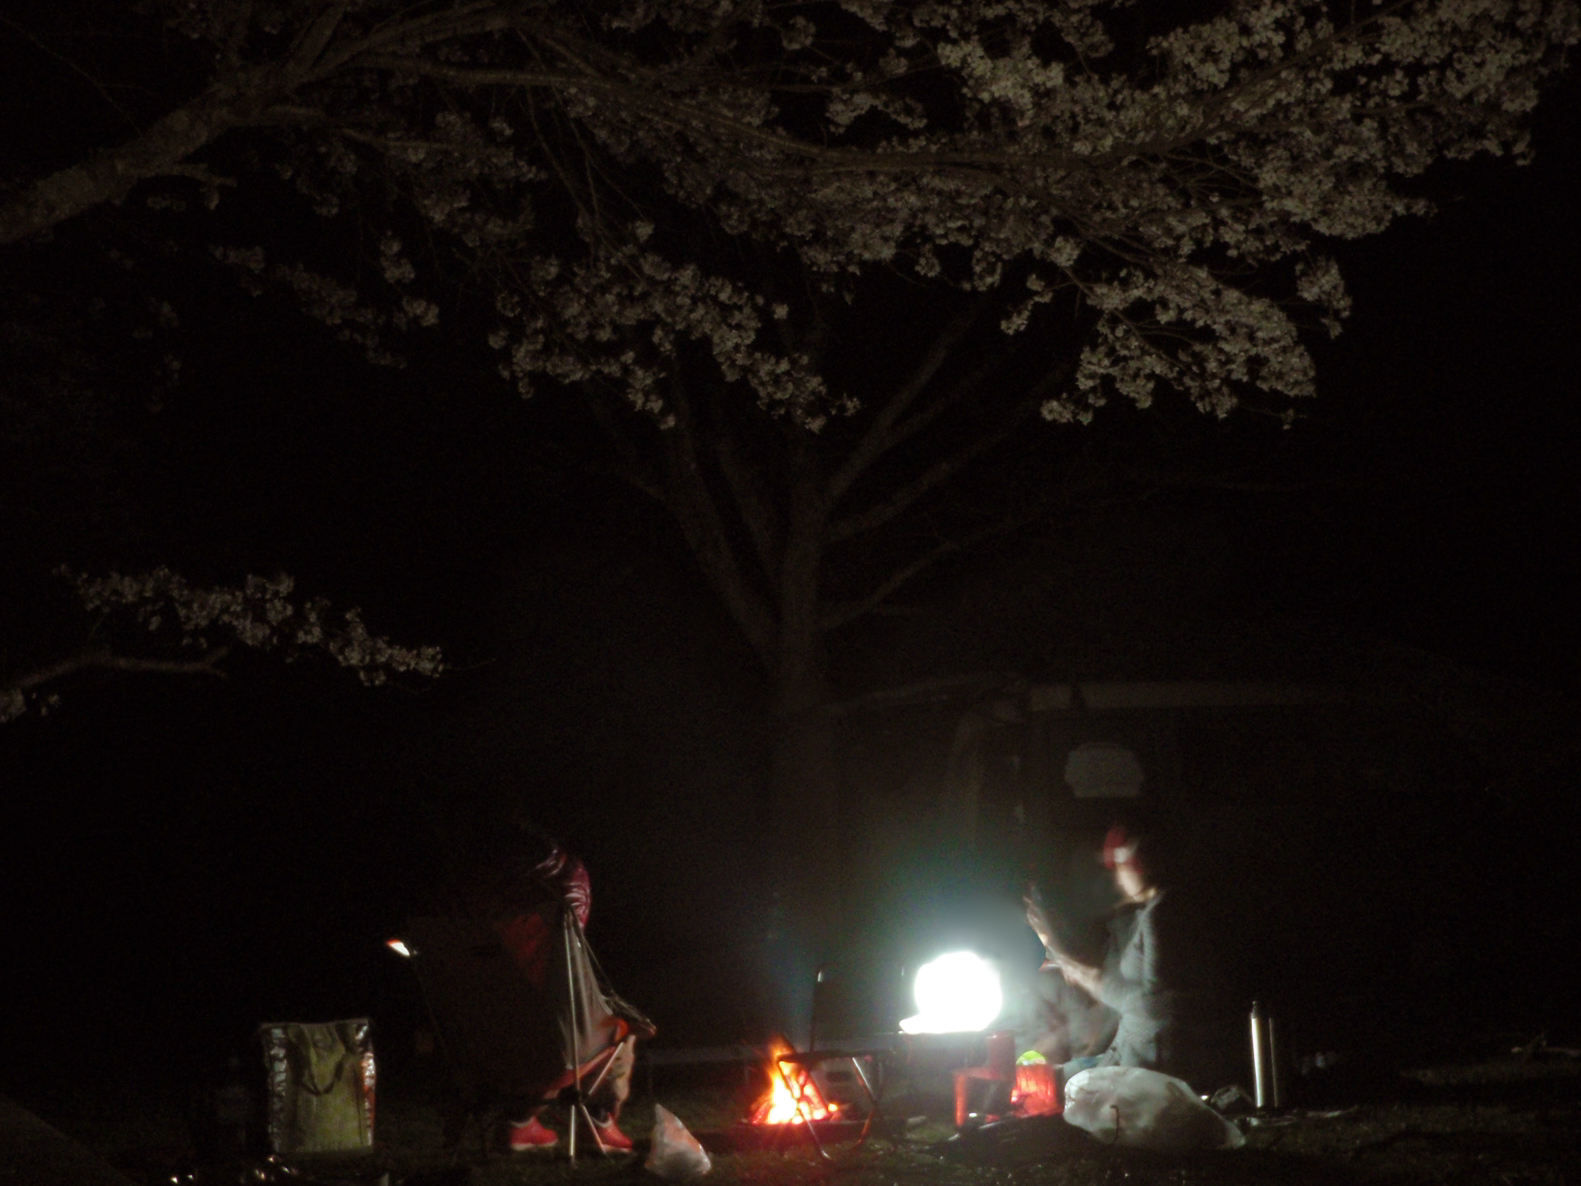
[644,1104,713,1180]
[1063,1066,1245,1153]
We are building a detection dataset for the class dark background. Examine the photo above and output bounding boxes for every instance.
[1,54,1577,1116]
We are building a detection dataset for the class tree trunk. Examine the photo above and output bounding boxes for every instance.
[767,628,839,935]
[758,470,845,1040]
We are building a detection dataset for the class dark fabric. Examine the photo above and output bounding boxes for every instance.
[405,907,622,1101]
[448,843,591,927]
[1085,890,1216,1083]
[1093,893,1170,1066]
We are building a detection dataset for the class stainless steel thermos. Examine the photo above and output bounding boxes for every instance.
[1250,1000,1282,1109]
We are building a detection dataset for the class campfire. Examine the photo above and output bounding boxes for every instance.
[746,1038,842,1125]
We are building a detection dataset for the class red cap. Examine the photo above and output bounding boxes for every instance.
[1102,825,1138,870]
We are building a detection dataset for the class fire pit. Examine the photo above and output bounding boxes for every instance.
[746,1038,843,1126]
[735,1037,883,1158]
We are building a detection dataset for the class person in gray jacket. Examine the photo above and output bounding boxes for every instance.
[1026,825,1207,1087]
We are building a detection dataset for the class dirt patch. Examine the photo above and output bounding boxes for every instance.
[20,1054,1581,1186]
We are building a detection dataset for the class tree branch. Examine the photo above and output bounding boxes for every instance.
[656,379,779,666]
[0,12,138,131]
[0,2,532,245]
[828,391,1046,544]
[283,0,351,81]
[881,351,1001,458]
[5,646,232,698]
[319,3,539,75]
[353,57,1089,178]
[819,520,1016,633]
[713,428,782,579]
[0,83,267,245]
[825,298,986,507]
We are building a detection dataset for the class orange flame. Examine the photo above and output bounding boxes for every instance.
[1011,1061,1061,1117]
[748,1037,841,1125]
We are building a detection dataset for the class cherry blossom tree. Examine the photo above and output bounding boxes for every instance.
[4,0,1576,949]
[5,0,1574,417]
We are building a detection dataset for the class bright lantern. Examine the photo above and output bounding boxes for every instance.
[899,951,1003,1034]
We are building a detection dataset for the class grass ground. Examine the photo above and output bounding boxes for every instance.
[26,1050,1581,1186]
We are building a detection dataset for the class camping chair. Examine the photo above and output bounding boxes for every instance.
[768,959,908,1160]
[396,903,652,1162]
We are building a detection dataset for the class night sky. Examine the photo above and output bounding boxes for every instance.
[1,29,1579,1113]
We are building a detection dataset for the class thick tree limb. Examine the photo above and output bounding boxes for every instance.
[354,57,1090,177]
[0,85,267,245]
[818,521,1017,633]
[713,429,782,579]
[4,645,233,698]
[283,0,351,81]
[825,300,986,507]
[827,394,1044,544]
[879,353,1002,461]
[0,2,534,245]
[656,381,778,666]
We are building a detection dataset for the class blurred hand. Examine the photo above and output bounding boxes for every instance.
[1023,893,1056,950]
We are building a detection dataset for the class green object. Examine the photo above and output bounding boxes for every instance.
[259,1019,375,1155]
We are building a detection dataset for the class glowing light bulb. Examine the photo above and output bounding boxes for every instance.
[899,951,1002,1034]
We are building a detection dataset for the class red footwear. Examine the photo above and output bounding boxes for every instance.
[508,1116,559,1150]
[591,1117,634,1152]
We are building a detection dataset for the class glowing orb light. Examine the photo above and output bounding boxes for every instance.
[899,950,1003,1034]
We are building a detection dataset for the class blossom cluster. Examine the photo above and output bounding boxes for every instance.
[162,0,1576,424]
[68,567,444,683]
[0,688,28,723]
[489,243,842,426]
[212,244,436,366]
[5,567,443,723]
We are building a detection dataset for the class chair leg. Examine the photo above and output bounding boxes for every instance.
[441,1093,485,1165]
[575,1102,615,1158]
[582,1037,632,1100]
[774,1054,883,1162]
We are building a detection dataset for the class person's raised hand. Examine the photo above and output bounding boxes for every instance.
[1023,892,1055,949]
